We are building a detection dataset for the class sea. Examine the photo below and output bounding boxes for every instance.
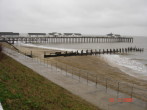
[16,37,147,80]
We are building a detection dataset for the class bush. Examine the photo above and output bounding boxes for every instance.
[0,44,2,52]
[0,44,3,60]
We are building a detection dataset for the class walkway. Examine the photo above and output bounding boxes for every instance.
[0,103,3,110]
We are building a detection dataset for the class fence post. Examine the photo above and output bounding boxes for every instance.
[31,51,32,57]
[72,67,73,79]
[47,60,49,68]
[131,84,134,98]
[59,64,61,73]
[56,62,57,71]
[96,75,98,88]
[37,56,40,64]
[38,57,40,64]
[51,62,52,70]
[39,57,40,64]
[44,58,45,66]
[106,78,108,93]
[39,58,41,64]
[25,53,26,59]
[45,59,47,67]
[117,82,120,98]
[32,55,33,61]
[79,70,80,82]
[36,57,38,63]
[66,65,67,76]
[87,72,88,85]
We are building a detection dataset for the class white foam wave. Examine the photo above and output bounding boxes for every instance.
[102,54,147,76]
[16,42,77,52]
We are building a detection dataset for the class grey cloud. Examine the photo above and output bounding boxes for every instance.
[0,0,147,36]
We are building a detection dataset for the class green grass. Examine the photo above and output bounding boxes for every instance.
[0,53,99,110]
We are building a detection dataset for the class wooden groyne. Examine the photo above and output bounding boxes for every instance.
[43,47,144,58]
[0,36,133,44]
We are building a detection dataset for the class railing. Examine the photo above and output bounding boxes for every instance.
[15,48,147,102]
[42,59,147,102]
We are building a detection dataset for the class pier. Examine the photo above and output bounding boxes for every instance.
[0,36,133,44]
[0,32,134,44]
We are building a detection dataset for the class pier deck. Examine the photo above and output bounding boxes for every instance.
[0,36,133,44]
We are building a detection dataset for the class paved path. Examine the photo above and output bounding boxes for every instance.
[0,103,3,110]
[3,48,147,110]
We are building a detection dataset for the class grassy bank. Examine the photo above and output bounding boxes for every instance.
[0,52,99,110]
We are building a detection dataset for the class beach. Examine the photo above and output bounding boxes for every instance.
[15,45,147,88]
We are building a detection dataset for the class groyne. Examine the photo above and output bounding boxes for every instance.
[43,47,144,58]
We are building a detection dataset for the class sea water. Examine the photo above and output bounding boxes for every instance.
[17,37,147,79]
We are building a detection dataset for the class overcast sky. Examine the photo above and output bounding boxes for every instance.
[0,0,147,36]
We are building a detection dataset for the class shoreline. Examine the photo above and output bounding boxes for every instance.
[16,43,77,52]
[16,43,147,80]
[101,55,147,81]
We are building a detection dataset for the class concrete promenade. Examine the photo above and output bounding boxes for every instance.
[3,48,147,110]
[0,103,3,110]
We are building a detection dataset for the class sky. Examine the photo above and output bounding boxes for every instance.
[0,0,147,36]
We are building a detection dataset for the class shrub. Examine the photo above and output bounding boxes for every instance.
[0,44,3,60]
[0,44,2,52]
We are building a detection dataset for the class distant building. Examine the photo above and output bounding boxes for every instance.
[63,33,82,37]
[73,33,82,37]
[107,33,114,37]
[48,32,62,37]
[28,33,46,37]
[0,32,19,37]
[115,34,121,37]
[107,33,121,38]
[49,32,82,37]
[63,33,73,37]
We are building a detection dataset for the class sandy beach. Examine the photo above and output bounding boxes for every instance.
[15,45,147,85]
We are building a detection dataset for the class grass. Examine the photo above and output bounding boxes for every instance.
[0,52,99,110]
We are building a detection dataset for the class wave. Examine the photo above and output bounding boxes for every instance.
[131,58,147,62]
[16,42,77,52]
[102,54,147,76]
